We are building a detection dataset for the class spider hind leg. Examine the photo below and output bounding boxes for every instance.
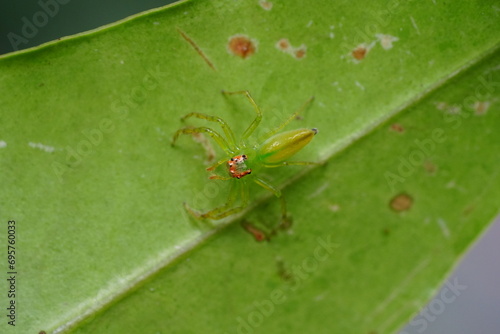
[184,180,249,221]
[253,176,292,228]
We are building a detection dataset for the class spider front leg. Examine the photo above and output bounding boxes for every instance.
[221,90,262,142]
[259,96,315,142]
[171,126,234,155]
[184,180,249,221]
[206,157,229,172]
[180,112,238,151]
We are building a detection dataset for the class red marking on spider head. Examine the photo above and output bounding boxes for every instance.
[228,154,252,179]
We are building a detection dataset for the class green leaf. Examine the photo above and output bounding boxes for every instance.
[1,0,499,333]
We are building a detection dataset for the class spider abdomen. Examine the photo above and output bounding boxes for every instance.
[257,128,317,164]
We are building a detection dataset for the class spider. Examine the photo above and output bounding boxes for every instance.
[171,90,318,224]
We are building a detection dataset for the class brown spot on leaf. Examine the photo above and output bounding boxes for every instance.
[277,38,291,51]
[259,0,273,10]
[294,46,307,59]
[390,193,413,212]
[473,101,490,115]
[276,38,307,60]
[390,123,405,133]
[227,35,257,59]
[352,45,367,60]
[424,161,437,175]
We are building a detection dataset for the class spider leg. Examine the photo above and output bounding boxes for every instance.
[206,157,229,172]
[184,181,249,220]
[252,176,288,223]
[260,161,321,168]
[260,96,315,142]
[181,112,238,151]
[221,90,262,142]
[171,126,234,155]
[209,175,232,180]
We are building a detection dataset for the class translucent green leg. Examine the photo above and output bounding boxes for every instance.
[260,96,315,142]
[181,112,238,151]
[253,176,288,223]
[184,181,249,220]
[206,157,229,172]
[221,90,262,142]
[171,126,234,155]
[261,161,321,168]
[209,175,232,180]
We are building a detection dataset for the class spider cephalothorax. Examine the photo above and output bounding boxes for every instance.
[228,154,252,179]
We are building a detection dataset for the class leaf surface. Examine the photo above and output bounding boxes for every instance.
[0,0,499,333]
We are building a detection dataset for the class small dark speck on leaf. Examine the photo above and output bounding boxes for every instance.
[390,123,404,133]
[424,161,437,175]
[277,38,290,50]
